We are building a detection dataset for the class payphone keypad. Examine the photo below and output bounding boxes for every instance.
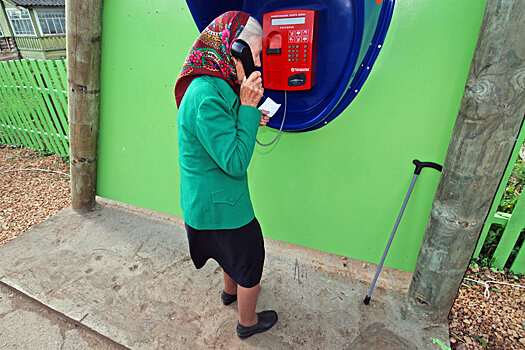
[287,45,308,63]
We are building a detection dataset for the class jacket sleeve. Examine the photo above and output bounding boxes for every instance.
[195,93,261,177]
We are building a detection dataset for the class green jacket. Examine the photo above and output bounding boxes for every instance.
[177,75,261,230]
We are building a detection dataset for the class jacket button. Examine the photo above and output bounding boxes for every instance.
[228,196,234,202]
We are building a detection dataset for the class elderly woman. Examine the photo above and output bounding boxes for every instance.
[174,11,277,339]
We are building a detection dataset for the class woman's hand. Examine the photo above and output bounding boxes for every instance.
[259,110,270,126]
[240,71,263,108]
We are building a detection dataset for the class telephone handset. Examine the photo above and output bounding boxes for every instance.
[232,38,285,147]
[231,39,256,79]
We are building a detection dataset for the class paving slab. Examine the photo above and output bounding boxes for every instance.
[0,282,124,350]
[0,197,450,349]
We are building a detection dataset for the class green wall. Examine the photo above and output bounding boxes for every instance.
[97,0,487,272]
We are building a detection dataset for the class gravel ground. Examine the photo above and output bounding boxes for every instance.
[1,145,524,350]
[0,145,70,247]
[449,266,525,349]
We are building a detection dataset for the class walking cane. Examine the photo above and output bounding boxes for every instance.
[364,159,442,305]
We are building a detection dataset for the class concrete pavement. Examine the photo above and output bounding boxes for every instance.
[0,197,450,349]
[0,282,124,350]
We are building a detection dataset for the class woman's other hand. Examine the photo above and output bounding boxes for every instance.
[259,110,270,126]
[240,71,263,108]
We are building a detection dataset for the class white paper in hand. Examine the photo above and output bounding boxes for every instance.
[258,97,281,118]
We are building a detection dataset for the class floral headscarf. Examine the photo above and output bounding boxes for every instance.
[174,11,250,108]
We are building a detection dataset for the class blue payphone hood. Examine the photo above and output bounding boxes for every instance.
[185,0,395,132]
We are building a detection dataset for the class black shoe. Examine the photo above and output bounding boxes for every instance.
[221,290,237,305]
[236,310,278,339]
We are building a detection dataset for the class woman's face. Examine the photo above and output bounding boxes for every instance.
[234,36,262,81]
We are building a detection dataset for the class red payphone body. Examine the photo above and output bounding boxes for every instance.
[262,9,318,91]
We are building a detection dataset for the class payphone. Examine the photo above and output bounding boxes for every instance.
[185,0,395,132]
[262,10,318,91]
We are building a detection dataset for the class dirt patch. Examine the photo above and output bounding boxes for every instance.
[349,322,417,349]
[0,145,70,247]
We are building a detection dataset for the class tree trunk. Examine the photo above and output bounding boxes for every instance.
[408,0,525,321]
[66,0,103,212]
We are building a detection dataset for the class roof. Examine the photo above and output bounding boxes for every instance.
[6,0,64,6]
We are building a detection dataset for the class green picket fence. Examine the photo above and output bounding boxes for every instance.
[474,135,525,273]
[0,59,69,157]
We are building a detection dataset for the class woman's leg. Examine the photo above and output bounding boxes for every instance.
[237,283,260,327]
[223,271,237,294]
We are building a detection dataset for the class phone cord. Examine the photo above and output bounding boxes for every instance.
[256,91,287,147]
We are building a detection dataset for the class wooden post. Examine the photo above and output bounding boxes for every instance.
[66,1,103,212]
[408,0,525,320]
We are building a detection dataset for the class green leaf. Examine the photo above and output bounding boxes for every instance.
[471,335,488,347]
[430,338,451,350]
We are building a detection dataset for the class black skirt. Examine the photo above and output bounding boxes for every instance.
[184,217,265,288]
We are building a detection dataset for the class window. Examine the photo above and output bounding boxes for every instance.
[0,24,4,38]
[6,8,36,37]
[35,10,65,36]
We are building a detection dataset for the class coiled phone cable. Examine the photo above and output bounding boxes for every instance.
[256,91,287,147]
